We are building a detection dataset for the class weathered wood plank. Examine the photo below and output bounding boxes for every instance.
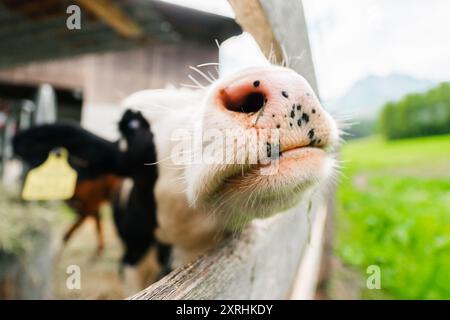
[75,0,144,38]
[130,0,325,300]
[259,0,319,94]
[230,0,318,93]
[290,203,327,299]
[130,201,318,300]
[228,0,283,62]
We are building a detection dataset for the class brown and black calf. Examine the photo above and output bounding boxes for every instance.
[64,174,121,255]
[13,110,171,292]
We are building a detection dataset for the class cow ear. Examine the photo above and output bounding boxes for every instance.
[135,110,144,118]
[133,111,150,128]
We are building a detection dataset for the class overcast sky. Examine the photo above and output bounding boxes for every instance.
[161,0,450,100]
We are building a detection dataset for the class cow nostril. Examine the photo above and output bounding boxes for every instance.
[240,92,265,113]
[222,91,265,113]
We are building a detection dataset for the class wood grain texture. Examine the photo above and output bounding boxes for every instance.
[290,203,327,299]
[228,0,283,62]
[230,0,318,94]
[129,200,318,300]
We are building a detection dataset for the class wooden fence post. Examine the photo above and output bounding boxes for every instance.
[229,0,319,93]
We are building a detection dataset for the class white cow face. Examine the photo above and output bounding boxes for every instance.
[123,33,339,233]
[183,64,339,229]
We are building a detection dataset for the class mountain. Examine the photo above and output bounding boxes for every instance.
[325,74,436,120]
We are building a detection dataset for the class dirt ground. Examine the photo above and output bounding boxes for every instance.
[326,256,393,300]
[324,257,365,299]
[52,206,125,300]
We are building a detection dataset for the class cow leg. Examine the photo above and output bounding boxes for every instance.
[63,215,87,247]
[93,213,105,256]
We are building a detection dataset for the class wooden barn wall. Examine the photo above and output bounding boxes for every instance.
[82,42,217,104]
[0,42,217,138]
[0,56,87,91]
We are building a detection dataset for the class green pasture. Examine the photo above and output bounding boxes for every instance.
[337,134,450,299]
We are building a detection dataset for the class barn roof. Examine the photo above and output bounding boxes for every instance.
[0,0,241,69]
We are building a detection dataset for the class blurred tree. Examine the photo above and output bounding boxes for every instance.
[379,82,450,139]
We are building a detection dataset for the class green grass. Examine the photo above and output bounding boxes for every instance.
[337,135,450,299]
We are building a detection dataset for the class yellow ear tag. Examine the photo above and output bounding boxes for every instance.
[22,148,77,201]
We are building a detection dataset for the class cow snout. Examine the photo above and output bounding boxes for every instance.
[213,67,338,152]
